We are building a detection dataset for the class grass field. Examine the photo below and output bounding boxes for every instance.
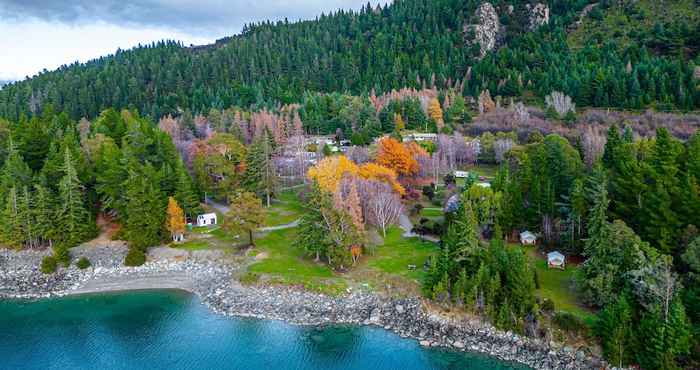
[527,249,596,325]
[247,228,345,294]
[264,189,306,226]
[365,227,436,281]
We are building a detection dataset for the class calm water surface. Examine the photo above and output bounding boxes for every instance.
[0,290,528,370]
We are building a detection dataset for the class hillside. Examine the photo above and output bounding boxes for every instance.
[0,0,698,122]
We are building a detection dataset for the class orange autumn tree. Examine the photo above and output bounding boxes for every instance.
[307,155,359,192]
[358,162,405,195]
[375,137,418,176]
[404,140,428,159]
[166,197,186,242]
[428,98,444,131]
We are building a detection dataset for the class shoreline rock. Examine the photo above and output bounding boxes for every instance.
[0,247,606,370]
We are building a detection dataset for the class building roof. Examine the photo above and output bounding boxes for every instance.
[547,251,565,262]
[520,231,536,240]
[198,213,217,219]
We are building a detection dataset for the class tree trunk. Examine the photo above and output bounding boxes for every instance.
[249,229,255,246]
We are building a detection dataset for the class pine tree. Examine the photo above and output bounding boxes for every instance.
[1,187,22,248]
[224,191,265,246]
[33,184,56,247]
[173,160,200,219]
[123,165,166,251]
[597,295,634,367]
[243,131,276,207]
[602,125,621,169]
[56,149,92,248]
[0,137,32,204]
[294,183,329,261]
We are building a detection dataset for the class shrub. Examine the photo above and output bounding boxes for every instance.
[541,298,555,312]
[124,248,146,266]
[41,256,58,274]
[76,257,91,269]
[53,246,71,267]
[411,204,424,216]
[422,185,435,200]
[552,311,586,333]
[239,272,260,285]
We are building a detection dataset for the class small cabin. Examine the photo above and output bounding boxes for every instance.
[547,251,566,270]
[196,213,217,227]
[520,231,537,245]
[454,170,470,178]
[172,232,185,242]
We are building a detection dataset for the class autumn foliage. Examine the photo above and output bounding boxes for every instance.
[375,137,418,176]
[166,197,186,239]
[358,162,405,195]
[307,155,359,192]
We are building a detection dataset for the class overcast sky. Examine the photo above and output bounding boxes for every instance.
[0,0,390,82]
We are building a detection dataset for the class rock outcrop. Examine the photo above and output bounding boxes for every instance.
[526,3,550,30]
[466,2,501,58]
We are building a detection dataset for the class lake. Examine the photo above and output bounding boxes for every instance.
[0,290,528,370]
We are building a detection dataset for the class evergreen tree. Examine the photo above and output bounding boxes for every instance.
[597,295,634,367]
[56,149,92,247]
[243,130,276,207]
[123,165,166,251]
[173,160,200,219]
[33,184,56,247]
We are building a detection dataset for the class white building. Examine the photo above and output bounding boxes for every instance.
[196,213,217,227]
[454,170,470,178]
[172,232,185,242]
[547,251,566,270]
[520,231,537,245]
[403,132,438,142]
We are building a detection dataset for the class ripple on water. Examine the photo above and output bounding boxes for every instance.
[0,290,529,370]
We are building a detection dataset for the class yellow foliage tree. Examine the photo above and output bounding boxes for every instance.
[358,162,406,195]
[375,137,418,176]
[307,155,359,192]
[166,197,186,241]
[394,113,405,132]
[427,98,444,131]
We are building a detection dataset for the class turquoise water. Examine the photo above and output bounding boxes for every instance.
[0,290,528,370]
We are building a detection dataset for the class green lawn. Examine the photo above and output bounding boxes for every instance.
[528,249,596,325]
[366,227,437,281]
[248,228,345,294]
[264,189,306,226]
[420,207,443,218]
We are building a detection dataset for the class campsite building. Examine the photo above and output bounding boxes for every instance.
[196,213,217,227]
[547,251,566,270]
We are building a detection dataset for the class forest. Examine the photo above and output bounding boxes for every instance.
[0,0,698,122]
[0,0,699,368]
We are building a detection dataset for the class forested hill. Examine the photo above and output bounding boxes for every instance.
[1,0,698,122]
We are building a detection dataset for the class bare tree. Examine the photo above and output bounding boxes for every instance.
[581,125,606,168]
[628,256,678,322]
[545,91,575,117]
[355,180,403,236]
[347,146,371,164]
[493,138,514,163]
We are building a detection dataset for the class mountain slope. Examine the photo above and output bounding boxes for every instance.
[0,0,697,121]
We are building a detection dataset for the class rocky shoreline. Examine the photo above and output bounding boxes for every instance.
[0,246,608,370]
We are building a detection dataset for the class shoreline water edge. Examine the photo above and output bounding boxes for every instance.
[0,246,609,370]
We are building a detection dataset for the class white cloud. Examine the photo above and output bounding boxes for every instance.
[0,20,214,81]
